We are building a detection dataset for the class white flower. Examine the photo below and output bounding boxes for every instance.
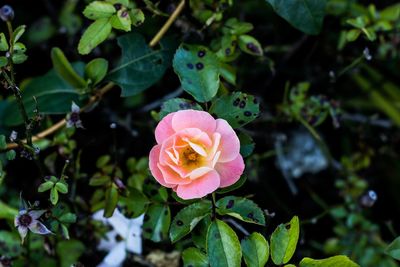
[93,209,144,267]
[66,102,83,128]
[14,209,52,244]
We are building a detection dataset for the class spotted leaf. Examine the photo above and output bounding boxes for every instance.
[173,45,220,102]
[169,200,212,243]
[182,247,209,267]
[271,216,300,265]
[159,98,203,120]
[210,92,260,128]
[216,196,265,225]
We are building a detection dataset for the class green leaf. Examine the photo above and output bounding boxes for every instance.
[143,204,171,242]
[59,213,77,224]
[0,201,18,220]
[0,135,6,149]
[386,236,400,260]
[0,33,9,51]
[104,185,119,217]
[6,150,16,161]
[207,219,242,267]
[13,25,26,44]
[56,240,85,267]
[346,29,361,42]
[209,92,260,128]
[110,9,131,31]
[224,18,254,35]
[159,98,203,119]
[85,58,108,86]
[83,1,116,20]
[169,200,212,243]
[89,175,111,186]
[0,231,22,257]
[216,196,265,225]
[266,0,327,35]
[12,53,28,64]
[173,45,220,102]
[106,0,129,6]
[55,181,69,194]
[1,63,84,126]
[51,47,87,90]
[299,256,359,267]
[0,56,8,67]
[217,175,247,194]
[238,35,263,56]
[61,224,70,239]
[241,232,269,267]
[78,18,112,55]
[123,187,149,218]
[129,8,145,26]
[182,247,209,267]
[192,215,211,250]
[270,216,300,265]
[107,33,176,97]
[239,132,255,157]
[50,187,59,205]
[38,181,55,192]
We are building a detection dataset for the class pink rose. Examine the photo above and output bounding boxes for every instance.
[149,110,245,199]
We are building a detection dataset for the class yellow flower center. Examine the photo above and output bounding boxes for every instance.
[182,147,201,166]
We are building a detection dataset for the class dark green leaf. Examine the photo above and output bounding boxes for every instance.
[386,236,400,260]
[104,185,119,217]
[107,33,176,97]
[143,204,171,242]
[207,219,242,267]
[0,231,22,257]
[56,240,85,267]
[209,92,260,128]
[59,213,77,224]
[239,132,255,157]
[96,155,111,168]
[78,18,112,55]
[169,200,212,243]
[123,187,149,218]
[266,0,327,35]
[89,175,111,186]
[216,196,265,225]
[182,247,209,267]
[241,232,269,267]
[192,215,211,251]
[2,63,84,126]
[159,98,203,119]
[270,216,300,265]
[51,47,87,89]
[173,45,220,102]
[0,135,6,149]
[299,256,359,267]
[61,224,70,239]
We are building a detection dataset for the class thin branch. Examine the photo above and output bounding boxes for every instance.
[4,0,186,151]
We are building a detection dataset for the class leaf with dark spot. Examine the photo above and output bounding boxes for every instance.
[216,196,265,225]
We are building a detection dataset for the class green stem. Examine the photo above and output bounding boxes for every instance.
[211,192,217,220]
[60,160,70,180]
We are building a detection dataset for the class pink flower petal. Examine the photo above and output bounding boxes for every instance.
[215,119,240,162]
[149,145,174,188]
[215,154,245,187]
[172,110,216,136]
[155,113,175,144]
[158,164,191,185]
[176,170,221,199]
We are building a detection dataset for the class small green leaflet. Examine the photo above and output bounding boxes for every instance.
[241,232,269,267]
[299,255,360,267]
[270,216,300,265]
[386,236,400,260]
[78,18,112,55]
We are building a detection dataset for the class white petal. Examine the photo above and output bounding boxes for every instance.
[108,210,129,238]
[17,226,28,243]
[92,209,108,223]
[71,101,80,113]
[28,221,52,235]
[98,230,119,252]
[126,225,143,254]
[188,167,213,180]
[103,242,126,267]
[183,138,207,157]
[29,210,46,219]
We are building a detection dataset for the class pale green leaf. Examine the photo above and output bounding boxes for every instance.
[78,18,112,55]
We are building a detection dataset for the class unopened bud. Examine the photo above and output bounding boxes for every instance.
[360,190,377,208]
[0,5,14,21]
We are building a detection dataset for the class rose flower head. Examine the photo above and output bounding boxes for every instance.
[149,110,244,199]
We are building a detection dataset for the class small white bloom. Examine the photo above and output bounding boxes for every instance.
[93,209,144,267]
[66,101,83,128]
[14,209,52,244]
